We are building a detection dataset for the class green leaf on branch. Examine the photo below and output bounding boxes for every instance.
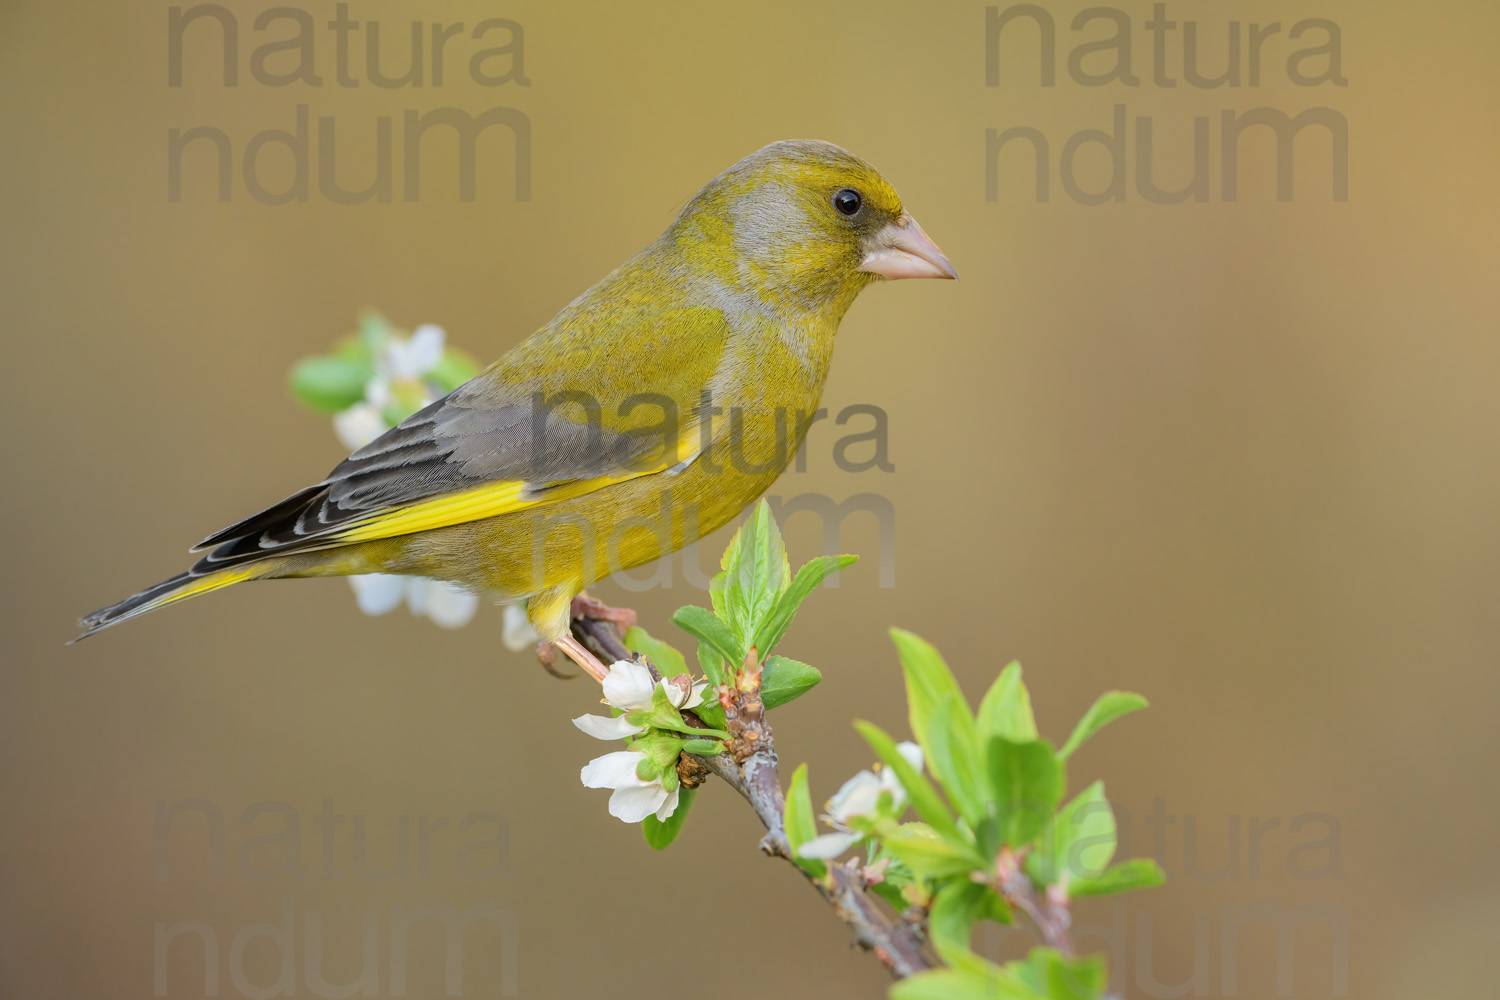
[1027,781,1117,887]
[717,501,790,650]
[753,553,857,657]
[1069,857,1166,897]
[761,655,822,709]
[987,738,1065,848]
[1014,947,1108,1000]
[357,310,395,352]
[785,763,827,878]
[925,692,987,826]
[1057,692,1148,761]
[642,787,695,850]
[695,640,727,691]
[880,823,986,879]
[671,605,742,665]
[978,661,1038,744]
[891,967,1040,1000]
[928,880,993,970]
[855,720,964,844]
[288,355,375,413]
[890,629,972,766]
[622,626,688,680]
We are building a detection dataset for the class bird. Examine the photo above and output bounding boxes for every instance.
[77,139,956,679]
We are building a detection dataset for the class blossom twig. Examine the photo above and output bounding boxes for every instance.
[568,613,934,979]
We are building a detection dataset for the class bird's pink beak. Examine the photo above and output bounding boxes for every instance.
[858,214,957,280]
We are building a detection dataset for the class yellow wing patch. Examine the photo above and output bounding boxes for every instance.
[332,424,706,545]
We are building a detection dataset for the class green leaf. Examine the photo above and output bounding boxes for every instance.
[357,310,395,352]
[761,655,822,709]
[987,738,1065,848]
[880,823,985,879]
[855,720,964,845]
[924,692,987,826]
[1028,781,1117,887]
[1016,947,1108,1000]
[622,626,689,679]
[671,605,742,665]
[978,661,1038,744]
[695,640,727,689]
[717,501,790,651]
[691,691,727,731]
[890,629,971,767]
[785,763,827,878]
[642,787,695,849]
[1068,857,1165,897]
[428,347,480,392]
[679,739,723,756]
[287,355,375,413]
[1057,692,1149,760]
[891,967,1041,1000]
[329,333,371,362]
[869,879,906,911]
[928,880,990,969]
[752,554,857,657]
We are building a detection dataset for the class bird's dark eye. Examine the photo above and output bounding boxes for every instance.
[833,188,863,216]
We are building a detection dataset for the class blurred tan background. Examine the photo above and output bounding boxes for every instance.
[2,0,1495,996]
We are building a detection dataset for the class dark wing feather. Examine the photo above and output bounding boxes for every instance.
[191,304,733,568]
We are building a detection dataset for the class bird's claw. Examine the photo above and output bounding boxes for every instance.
[536,640,576,679]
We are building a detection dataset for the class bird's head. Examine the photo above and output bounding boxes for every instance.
[665,140,956,317]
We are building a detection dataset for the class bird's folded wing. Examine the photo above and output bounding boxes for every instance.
[193,306,731,566]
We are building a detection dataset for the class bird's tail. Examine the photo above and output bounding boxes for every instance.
[73,563,266,642]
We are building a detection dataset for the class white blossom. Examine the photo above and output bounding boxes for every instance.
[333,403,388,450]
[798,741,924,860]
[580,750,680,823]
[345,574,480,628]
[575,660,711,825]
[382,323,445,379]
[501,604,541,653]
[572,660,706,743]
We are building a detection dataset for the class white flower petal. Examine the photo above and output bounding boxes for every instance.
[895,741,924,772]
[362,375,393,408]
[333,404,388,450]
[580,751,646,789]
[601,660,656,711]
[608,782,668,823]
[406,324,446,374]
[501,604,540,653]
[797,831,862,860]
[572,713,645,741]
[654,788,681,822]
[346,574,405,616]
[383,325,446,379]
[683,681,708,710]
[420,580,480,628]
[661,676,697,708]
[826,770,883,823]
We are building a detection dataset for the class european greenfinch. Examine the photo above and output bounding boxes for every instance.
[79,140,956,677]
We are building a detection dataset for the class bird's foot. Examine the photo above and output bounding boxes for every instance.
[554,633,611,683]
[569,592,637,631]
[535,639,577,679]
